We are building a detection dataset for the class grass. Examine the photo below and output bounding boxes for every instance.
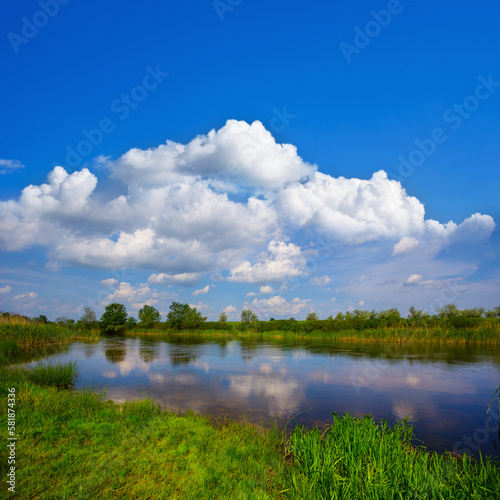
[129,321,500,344]
[1,361,499,499]
[0,315,99,363]
[283,413,500,499]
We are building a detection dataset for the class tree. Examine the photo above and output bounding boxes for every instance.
[218,311,228,324]
[100,303,127,333]
[241,309,258,323]
[437,304,461,319]
[126,316,138,328]
[167,302,206,330]
[138,305,161,328]
[36,314,48,324]
[306,312,319,321]
[80,307,96,325]
[55,316,70,325]
[485,305,500,318]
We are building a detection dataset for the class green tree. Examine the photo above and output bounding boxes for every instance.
[306,312,319,321]
[80,307,96,325]
[437,304,461,318]
[100,303,127,333]
[126,316,138,328]
[36,314,48,324]
[138,305,161,328]
[167,302,206,330]
[241,309,258,323]
[485,305,500,318]
[218,311,228,324]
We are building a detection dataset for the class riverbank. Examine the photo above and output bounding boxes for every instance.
[1,361,499,499]
[128,320,500,344]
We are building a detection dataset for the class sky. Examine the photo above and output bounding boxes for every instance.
[0,0,499,321]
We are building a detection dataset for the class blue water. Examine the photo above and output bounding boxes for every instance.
[19,335,500,459]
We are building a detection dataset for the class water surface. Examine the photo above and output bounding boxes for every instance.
[18,335,500,459]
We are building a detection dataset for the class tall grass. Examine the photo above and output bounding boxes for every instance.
[129,321,500,344]
[283,412,500,499]
[0,315,99,363]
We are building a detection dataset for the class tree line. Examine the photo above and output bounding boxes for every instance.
[2,302,499,334]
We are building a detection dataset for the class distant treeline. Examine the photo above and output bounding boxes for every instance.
[3,302,498,334]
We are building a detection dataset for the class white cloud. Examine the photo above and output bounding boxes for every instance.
[193,285,210,296]
[101,278,119,288]
[14,292,38,300]
[0,120,495,293]
[406,274,423,284]
[109,119,316,190]
[310,275,331,286]
[100,282,177,309]
[149,272,202,285]
[222,305,238,318]
[246,292,257,297]
[248,296,311,317]
[228,240,306,284]
[0,285,12,294]
[392,236,420,256]
[0,159,24,175]
[259,285,274,294]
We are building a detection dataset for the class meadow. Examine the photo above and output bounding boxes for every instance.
[1,314,500,498]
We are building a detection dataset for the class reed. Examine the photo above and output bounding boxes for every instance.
[283,412,500,499]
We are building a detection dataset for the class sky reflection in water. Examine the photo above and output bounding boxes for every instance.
[22,336,500,459]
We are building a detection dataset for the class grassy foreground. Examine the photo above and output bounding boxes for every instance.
[1,363,500,499]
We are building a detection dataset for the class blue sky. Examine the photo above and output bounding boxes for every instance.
[1,0,499,321]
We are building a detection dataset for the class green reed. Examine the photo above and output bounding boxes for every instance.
[282,412,500,499]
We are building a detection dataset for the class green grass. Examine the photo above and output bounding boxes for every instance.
[0,318,99,364]
[0,361,79,389]
[129,322,500,344]
[283,413,500,499]
[1,362,499,499]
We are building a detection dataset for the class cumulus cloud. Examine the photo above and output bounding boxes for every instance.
[14,292,38,300]
[392,236,420,256]
[193,285,210,296]
[228,240,306,284]
[248,295,311,317]
[100,282,177,309]
[0,285,12,294]
[0,120,495,289]
[148,272,202,285]
[109,119,316,189]
[310,275,331,286]
[0,159,24,175]
[223,305,237,318]
[259,285,274,294]
[406,274,422,284]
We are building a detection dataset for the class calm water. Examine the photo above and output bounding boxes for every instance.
[17,335,500,459]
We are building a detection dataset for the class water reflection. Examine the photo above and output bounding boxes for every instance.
[13,335,500,459]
